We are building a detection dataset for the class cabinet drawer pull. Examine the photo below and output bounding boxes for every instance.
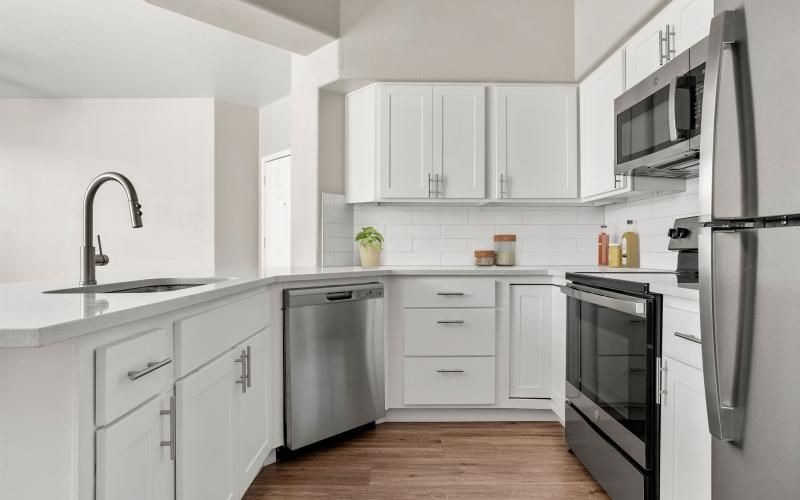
[127,358,172,381]
[436,369,464,374]
[245,345,252,388]
[436,292,464,296]
[436,320,465,324]
[674,331,701,344]
[159,396,176,461]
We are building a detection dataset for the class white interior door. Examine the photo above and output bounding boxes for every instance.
[233,329,270,498]
[176,351,236,500]
[659,356,711,500]
[580,50,626,199]
[96,393,173,500]
[433,85,485,198]
[379,85,433,198]
[261,153,291,270]
[494,86,577,199]
[509,285,552,398]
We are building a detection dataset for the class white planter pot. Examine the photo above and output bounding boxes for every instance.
[359,246,381,268]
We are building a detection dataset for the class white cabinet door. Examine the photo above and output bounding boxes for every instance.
[433,85,485,198]
[378,85,433,198]
[96,393,174,500]
[672,0,714,54]
[509,286,552,398]
[176,351,236,500]
[345,85,377,203]
[579,50,626,199]
[625,3,676,89]
[494,86,578,199]
[232,329,270,498]
[660,356,711,500]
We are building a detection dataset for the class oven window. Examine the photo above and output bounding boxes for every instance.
[567,297,649,441]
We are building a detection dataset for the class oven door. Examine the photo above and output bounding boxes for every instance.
[563,284,659,470]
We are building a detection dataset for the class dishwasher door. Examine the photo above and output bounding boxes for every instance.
[283,283,385,450]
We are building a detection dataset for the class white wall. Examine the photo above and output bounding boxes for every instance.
[0,99,215,283]
[259,96,291,158]
[214,101,260,277]
[318,90,345,194]
[338,0,575,82]
[604,178,699,270]
[574,0,670,79]
[0,98,260,283]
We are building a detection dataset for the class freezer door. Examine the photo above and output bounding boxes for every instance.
[699,3,800,220]
[700,225,800,498]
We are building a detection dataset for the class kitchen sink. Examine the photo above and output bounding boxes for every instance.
[44,277,227,294]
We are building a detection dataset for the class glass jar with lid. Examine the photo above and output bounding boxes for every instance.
[494,234,517,266]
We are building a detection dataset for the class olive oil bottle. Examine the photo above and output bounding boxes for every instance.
[621,220,640,268]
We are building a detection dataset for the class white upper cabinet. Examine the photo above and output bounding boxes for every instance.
[433,86,486,198]
[492,85,578,199]
[671,0,714,54]
[378,85,433,199]
[345,85,377,203]
[580,50,626,200]
[625,0,713,89]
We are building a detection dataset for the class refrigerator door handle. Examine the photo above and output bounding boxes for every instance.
[699,10,738,219]
[700,226,752,442]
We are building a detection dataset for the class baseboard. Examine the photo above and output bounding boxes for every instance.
[384,408,559,422]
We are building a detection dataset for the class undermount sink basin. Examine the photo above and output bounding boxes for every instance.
[44,277,228,294]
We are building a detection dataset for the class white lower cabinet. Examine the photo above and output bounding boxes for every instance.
[96,392,174,500]
[176,328,270,500]
[176,350,237,500]
[404,356,495,405]
[232,329,270,497]
[659,355,711,500]
[509,286,552,398]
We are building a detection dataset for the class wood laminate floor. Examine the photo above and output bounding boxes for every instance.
[243,422,610,499]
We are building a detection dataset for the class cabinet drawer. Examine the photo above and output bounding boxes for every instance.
[398,278,495,308]
[404,308,495,356]
[96,328,173,425]
[404,357,495,405]
[175,291,270,377]
[663,305,702,369]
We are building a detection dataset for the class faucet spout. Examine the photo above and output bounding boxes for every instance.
[80,172,143,285]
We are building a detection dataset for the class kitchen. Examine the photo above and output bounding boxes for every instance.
[0,1,796,499]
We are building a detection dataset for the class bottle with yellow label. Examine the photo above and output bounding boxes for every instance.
[621,220,640,268]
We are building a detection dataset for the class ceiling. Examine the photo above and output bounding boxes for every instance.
[0,0,291,107]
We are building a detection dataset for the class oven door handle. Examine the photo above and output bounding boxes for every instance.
[560,286,647,318]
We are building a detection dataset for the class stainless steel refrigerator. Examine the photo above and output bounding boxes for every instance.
[700,1,800,498]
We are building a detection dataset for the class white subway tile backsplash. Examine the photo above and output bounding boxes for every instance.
[441,252,474,265]
[441,224,495,239]
[357,210,412,225]
[412,210,469,225]
[383,238,413,252]
[386,224,441,238]
[321,193,355,268]
[382,252,441,266]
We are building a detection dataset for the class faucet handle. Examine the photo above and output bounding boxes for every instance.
[95,235,109,266]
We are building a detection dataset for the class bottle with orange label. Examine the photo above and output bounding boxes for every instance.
[597,225,609,266]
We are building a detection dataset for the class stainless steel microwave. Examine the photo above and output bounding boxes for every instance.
[615,38,707,178]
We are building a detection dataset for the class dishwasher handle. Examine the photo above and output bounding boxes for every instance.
[326,291,353,301]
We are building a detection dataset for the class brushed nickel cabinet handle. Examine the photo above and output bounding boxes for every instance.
[127,358,172,381]
[436,369,465,374]
[245,345,252,388]
[234,349,247,394]
[436,292,465,296]
[159,396,176,461]
[674,331,702,344]
[436,320,465,324]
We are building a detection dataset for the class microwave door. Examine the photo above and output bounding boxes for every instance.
[701,7,800,221]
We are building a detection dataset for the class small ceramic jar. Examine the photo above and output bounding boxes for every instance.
[474,250,496,266]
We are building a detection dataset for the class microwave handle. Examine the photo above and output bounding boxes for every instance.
[668,76,680,142]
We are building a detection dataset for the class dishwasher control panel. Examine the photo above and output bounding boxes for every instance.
[354,288,383,299]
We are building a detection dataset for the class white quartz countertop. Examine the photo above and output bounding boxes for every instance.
[0,265,693,348]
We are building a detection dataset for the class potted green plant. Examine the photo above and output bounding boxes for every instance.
[355,226,384,268]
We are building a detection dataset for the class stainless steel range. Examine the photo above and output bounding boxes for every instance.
[561,217,699,500]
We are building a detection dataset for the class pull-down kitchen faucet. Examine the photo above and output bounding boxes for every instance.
[80,172,143,285]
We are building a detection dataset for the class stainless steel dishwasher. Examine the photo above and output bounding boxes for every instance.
[283,282,385,450]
